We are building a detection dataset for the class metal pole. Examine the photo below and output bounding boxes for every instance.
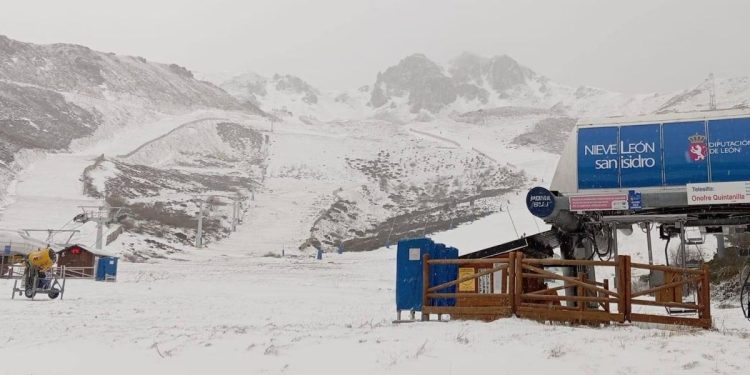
[95,206,104,250]
[678,221,688,298]
[612,224,619,257]
[561,238,577,308]
[679,222,687,268]
[231,197,238,232]
[386,219,396,248]
[612,224,619,286]
[196,201,204,248]
[716,234,726,259]
[646,222,654,265]
[506,205,519,238]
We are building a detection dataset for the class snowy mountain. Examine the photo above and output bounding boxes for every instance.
[219,72,369,123]
[0,35,256,110]
[218,52,749,124]
[0,35,267,203]
[368,53,580,117]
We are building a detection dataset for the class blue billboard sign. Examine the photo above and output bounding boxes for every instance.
[577,116,750,190]
[577,126,619,189]
[662,121,709,186]
[619,124,661,188]
[707,117,750,182]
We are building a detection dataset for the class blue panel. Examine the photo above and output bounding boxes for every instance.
[429,244,458,307]
[443,247,459,307]
[619,124,662,188]
[107,258,118,277]
[663,121,709,185]
[430,243,447,307]
[396,238,434,311]
[96,258,107,281]
[708,117,750,182]
[577,127,620,189]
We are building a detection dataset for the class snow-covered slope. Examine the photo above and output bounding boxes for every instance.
[0,35,268,204]
[0,35,256,111]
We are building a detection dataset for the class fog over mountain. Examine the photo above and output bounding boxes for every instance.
[3,1,750,94]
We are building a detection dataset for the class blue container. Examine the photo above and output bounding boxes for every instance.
[96,257,118,281]
[396,238,435,311]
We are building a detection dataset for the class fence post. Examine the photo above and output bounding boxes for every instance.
[615,255,626,322]
[508,251,516,315]
[623,255,632,322]
[603,279,610,313]
[421,253,430,321]
[514,252,524,314]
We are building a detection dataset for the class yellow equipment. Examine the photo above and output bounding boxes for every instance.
[11,247,64,300]
[28,248,56,272]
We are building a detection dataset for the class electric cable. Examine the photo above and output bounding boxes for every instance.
[741,265,750,321]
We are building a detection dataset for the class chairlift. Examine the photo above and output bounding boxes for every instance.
[665,227,701,316]
[664,270,700,316]
[685,227,705,245]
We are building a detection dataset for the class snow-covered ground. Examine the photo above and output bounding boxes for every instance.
[1,212,749,374]
[1,106,749,375]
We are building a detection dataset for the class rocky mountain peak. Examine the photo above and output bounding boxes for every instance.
[272,74,319,104]
[370,53,456,113]
[450,52,536,91]
[369,52,543,114]
[220,72,320,107]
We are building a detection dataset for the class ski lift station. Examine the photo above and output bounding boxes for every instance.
[397,109,750,327]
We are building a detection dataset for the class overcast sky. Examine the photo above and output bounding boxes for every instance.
[1,0,749,93]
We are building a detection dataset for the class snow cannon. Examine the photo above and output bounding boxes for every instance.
[28,247,56,272]
[10,247,64,300]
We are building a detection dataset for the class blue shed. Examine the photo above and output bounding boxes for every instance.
[396,238,435,311]
[95,256,118,282]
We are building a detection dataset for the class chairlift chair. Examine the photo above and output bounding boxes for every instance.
[685,227,705,245]
[664,257,702,316]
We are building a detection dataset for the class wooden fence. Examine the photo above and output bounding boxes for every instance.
[421,252,712,329]
[1,265,95,280]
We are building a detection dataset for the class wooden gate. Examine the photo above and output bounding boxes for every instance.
[420,252,712,329]
[422,256,513,321]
